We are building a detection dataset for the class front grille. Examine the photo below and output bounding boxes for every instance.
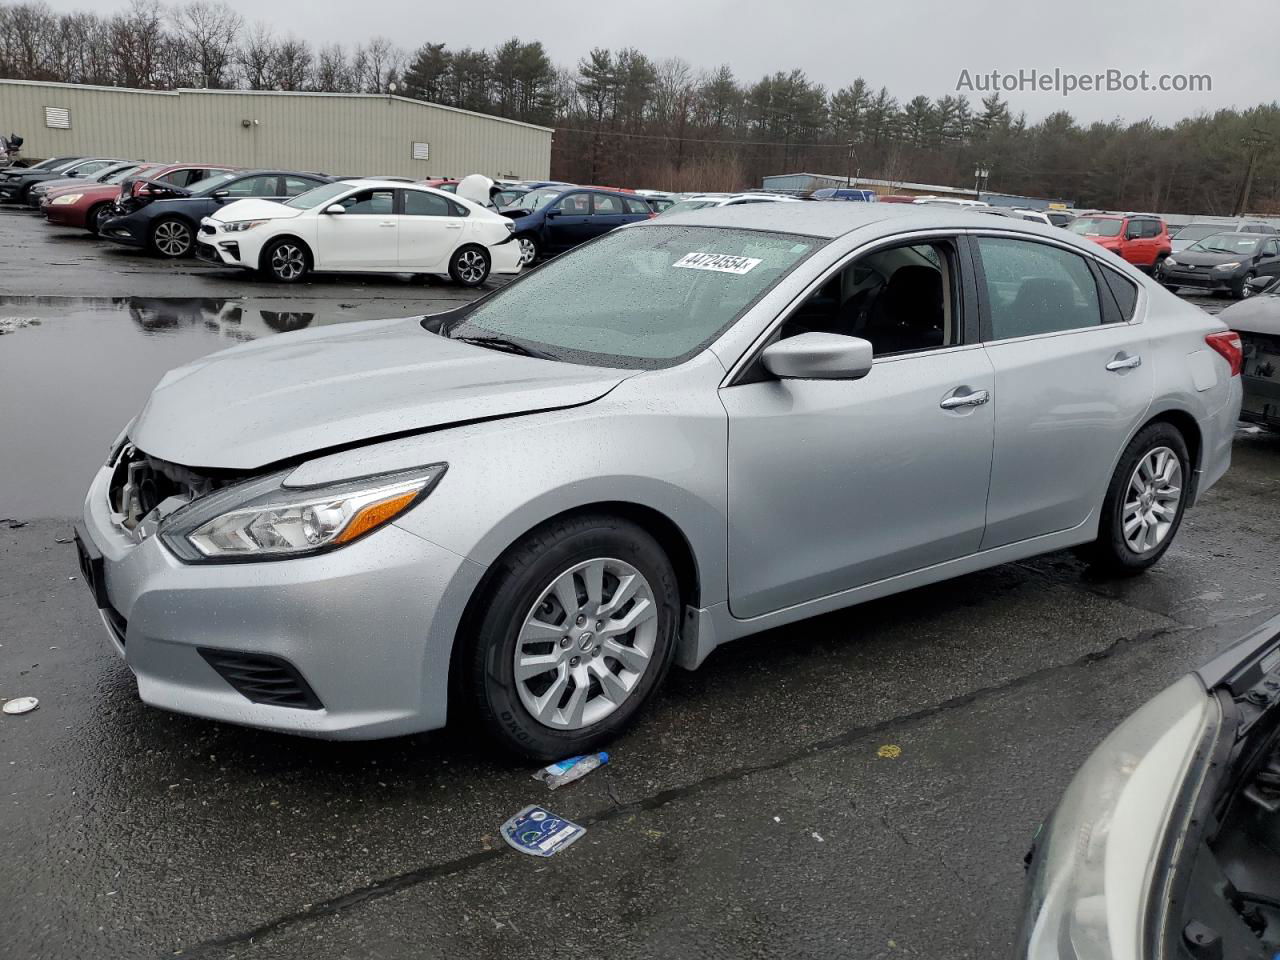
[198,649,323,710]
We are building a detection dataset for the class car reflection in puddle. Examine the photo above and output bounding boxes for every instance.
[127,298,316,339]
[0,296,370,519]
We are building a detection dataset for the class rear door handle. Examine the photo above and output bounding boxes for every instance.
[379,221,396,227]
[940,389,990,410]
[1106,354,1142,371]
[445,223,462,230]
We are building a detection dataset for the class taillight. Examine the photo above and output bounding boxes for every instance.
[1205,331,1243,376]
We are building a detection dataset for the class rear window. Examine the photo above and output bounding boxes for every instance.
[1068,218,1122,238]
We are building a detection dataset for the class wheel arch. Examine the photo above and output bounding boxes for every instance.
[446,500,703,717]
[257,233,313,273]
[1135,405,1204,500]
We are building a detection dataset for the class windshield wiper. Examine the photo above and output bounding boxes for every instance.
[452,335,556,361]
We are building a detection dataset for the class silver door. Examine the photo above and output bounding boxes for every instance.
[974,235,1154,548]
[722,345,996,620]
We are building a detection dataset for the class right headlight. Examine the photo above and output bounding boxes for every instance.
[1019,676,1219,960]
[159,464,447,562]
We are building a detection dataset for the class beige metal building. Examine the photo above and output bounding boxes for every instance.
[0,79,552,179]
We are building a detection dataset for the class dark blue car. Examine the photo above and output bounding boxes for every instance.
[505,187,653,267]
[101,169,331,258]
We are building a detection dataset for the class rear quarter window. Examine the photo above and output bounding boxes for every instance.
[1100,267,1139,322]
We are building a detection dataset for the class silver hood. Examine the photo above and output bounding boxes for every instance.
[129,316,629,470]
[1220,293,1280,336]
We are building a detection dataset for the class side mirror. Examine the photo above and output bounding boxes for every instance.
[544,208,561,218]
[1248,275,1272,292]
[324,204,346,215]
[761,333,874,381]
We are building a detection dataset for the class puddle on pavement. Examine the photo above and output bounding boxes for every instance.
[0,296,431,518]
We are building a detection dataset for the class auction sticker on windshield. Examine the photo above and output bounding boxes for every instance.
[673,252,763,274]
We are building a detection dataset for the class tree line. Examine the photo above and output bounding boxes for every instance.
[3,0,1279,214]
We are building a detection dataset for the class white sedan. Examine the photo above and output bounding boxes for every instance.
[196,180,522,286]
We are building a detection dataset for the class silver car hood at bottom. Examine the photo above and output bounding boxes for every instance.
[129,316,630,470]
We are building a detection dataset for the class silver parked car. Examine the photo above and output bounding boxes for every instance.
[75,204,1243,759]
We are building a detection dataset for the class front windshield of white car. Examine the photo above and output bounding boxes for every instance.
[660,199,721,216]
[284,181,353,209]
[439,224,819,369]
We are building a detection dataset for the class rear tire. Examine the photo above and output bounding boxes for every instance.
[1077,422,1190,576]
[466,514,681,761]
[448,245,490,287]
[149,217,194,258]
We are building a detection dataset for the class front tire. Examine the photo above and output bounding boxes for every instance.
[1078,422,1190,575]
[262,238,310,283]
[86,202,113,236]
[449,245,490,287]
[515,234,539,268]
[1232,271,1257,300]
[466,514,681,760]
[149,217,194,258]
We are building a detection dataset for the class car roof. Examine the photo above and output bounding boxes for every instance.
[656,200,1083,239]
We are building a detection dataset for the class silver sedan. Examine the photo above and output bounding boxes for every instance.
[76,203,1243,759]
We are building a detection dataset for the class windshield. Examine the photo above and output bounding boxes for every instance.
[440,224,819,369]
[515,187,567,212]
[102,165,142,184]
[1188,234,1261,255]
[1174,224,1224,242]
[1067,217,1122,237]
[284,181,352,210]
[187,172,241,196]
[660,199,721,216]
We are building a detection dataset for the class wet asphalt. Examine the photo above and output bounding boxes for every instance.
[2,207,1279,959]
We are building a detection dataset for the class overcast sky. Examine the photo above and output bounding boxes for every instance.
[38,0,1271,125]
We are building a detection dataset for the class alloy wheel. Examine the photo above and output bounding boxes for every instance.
[92,206,113,234]
[1242,273,1257,298]
[153,220,192,257]
[514,557,659,730]
[456,249,487,284]
[1122,446,1183,553]
[517,237,536,266]
[271,243,306,281]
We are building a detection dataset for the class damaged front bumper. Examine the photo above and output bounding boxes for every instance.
[77,449,484,739]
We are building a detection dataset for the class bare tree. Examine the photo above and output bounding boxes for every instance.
[351,36,403,93]
[109,0,165,87]
[313,43,354,92]
[1,1,59,79]
[271,36,311,91]
[169,0,241,88]
[237,21,276,90]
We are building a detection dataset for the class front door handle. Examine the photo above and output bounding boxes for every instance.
[379,221,396,227]
[940,389,990,410]
[1106,354,1142,371]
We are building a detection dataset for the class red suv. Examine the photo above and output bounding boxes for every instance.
[1067,214,1172,271]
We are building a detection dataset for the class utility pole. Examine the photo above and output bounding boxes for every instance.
[1235,130,1271,217]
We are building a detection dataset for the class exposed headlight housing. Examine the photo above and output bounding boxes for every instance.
[1019,676,1218,960]
[1163,258,1177,267]
[222,219,271,233]
[159,464,447,562]
[1214,261,1241,271]
[50,193,82,205]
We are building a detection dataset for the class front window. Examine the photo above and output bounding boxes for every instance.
[1067,217,1123,238]
[440,225,819,369]
[1188,234,1261,256]
[284,181,351,210]
[103,165,143,185]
